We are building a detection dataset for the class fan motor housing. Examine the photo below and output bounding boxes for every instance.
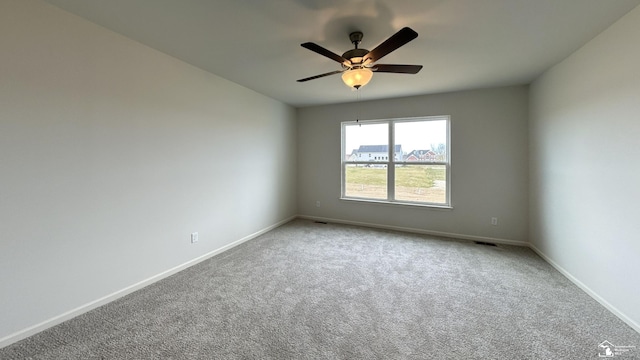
[342,48,369,67]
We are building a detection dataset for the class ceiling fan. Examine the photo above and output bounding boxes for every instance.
[297,27,423,89]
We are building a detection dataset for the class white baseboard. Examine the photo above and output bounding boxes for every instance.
[0,216,296,349]
[529,244,640,334]
[297,214,529,246]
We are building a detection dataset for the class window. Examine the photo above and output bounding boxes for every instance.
[341,116,450,207]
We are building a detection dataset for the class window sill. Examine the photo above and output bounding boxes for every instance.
[339,197,453,210]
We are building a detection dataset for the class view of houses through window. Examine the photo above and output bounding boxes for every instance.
[341,116,450,206]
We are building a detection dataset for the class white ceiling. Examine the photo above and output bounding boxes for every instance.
[43,0,640,107]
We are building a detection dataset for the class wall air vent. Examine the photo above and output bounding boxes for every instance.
[474,241,497,247]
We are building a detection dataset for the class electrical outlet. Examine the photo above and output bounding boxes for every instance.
[316,201,321,207]
[491,217,498,226]
[191,232,198,244]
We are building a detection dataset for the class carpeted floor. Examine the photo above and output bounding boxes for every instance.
[1,219,639,359]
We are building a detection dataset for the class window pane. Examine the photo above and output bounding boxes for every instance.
[345,164,387,200]
[395,120,447,162]
[395,165,446,204]
[344,123,388,161]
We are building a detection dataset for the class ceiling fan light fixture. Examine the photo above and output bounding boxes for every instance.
[342,68,373,89]
[298,27,421,88]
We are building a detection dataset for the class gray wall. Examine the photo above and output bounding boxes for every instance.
[297,86,529,243]
[529,6,640,331]
[0,0,297,342]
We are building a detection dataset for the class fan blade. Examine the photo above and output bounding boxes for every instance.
[373,64,423,74]
[301,42,350,65]
[364,27,418,63]
[297,70,345,82]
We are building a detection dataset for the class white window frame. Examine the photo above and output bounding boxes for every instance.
[341,116,451,208]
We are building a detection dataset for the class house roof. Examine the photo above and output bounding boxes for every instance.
[357,145,402,153]
[406,150,435,157]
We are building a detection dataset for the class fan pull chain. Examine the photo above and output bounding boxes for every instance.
[356,88,361,126]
